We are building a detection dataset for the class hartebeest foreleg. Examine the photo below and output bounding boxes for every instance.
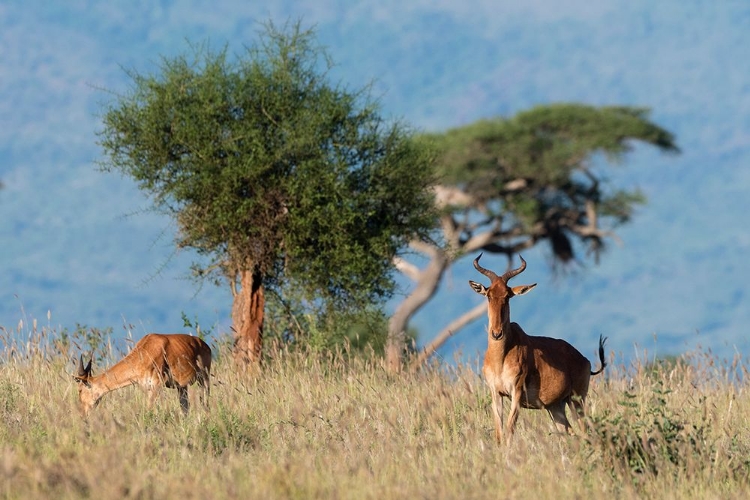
[491,390,504,443]
[505,378,525,444]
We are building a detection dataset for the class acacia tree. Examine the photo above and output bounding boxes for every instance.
[386,104,679,372]
[98,23,436,373]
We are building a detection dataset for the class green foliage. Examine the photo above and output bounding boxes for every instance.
[642,354,684,380]
[433,104,677,188]
[589,383,699,477]
[264,286,389,355]
[180,311,214,340]
[423,103,678,262]
[59,323,114,364]
[200,403,260,455]
[587,380,750,487]
[0,379,20,416]
[98,21,437,318]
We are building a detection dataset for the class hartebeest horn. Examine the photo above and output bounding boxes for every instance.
[500,255,527,282]
[473,253,500,282]
[77,354,92,378]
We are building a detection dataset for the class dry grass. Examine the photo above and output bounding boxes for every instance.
[1,325,749,499]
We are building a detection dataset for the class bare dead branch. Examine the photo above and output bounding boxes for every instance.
[410,302,487,372]
[433,185,475,208]
[392,256,421,282]
[408,239,439,258]
[502,178,528,192]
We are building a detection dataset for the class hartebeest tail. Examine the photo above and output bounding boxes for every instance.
[469,253,607,445]
[73,333,212,417]
[591,334,607,376]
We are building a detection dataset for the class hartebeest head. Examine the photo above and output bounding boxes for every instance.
[468,253,537,340]
[74,354,101,416]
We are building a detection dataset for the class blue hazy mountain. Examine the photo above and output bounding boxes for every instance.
[1,1,749,365]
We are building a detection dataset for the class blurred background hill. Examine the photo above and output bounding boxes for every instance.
[1,1,749,364]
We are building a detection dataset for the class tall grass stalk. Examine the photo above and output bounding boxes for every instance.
[0,324,748,499]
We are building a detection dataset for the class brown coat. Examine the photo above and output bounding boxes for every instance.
[469,253,606,444]
[74,333,211,417]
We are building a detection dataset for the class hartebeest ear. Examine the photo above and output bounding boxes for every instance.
[511,283,537,296]
[469,280,488,296]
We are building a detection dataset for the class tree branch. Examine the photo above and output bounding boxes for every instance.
[409,302,487,371]
[393,256,421,282]
[408,239,439,258]
[433,185,474,208]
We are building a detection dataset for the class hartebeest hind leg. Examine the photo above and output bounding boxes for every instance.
[145,381,161,410]
[196,369,210,409]
[567,396,587,433]
[547,400,573,435]
[178,386,189,414]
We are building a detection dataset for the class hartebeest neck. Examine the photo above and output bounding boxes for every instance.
[88,355,149,394]
[485,322,527,362]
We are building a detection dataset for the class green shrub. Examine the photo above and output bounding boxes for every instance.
[585,378,750,488]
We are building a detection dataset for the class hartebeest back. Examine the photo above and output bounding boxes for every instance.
[469,253,606,445]
[73,333,212,417]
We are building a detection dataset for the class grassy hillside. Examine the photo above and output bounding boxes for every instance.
[1,326,748,499]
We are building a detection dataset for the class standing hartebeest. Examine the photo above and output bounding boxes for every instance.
[469,253,606,445]
[73,333,212,417]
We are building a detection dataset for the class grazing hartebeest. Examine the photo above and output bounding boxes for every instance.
[469,253,606,445]
[73,333,212,417]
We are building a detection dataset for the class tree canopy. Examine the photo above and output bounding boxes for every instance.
[98,22,437,365]
[390,104,679,371]
[426,103,679,262]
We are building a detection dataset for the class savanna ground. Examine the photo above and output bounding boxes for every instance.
[1,323,749,499]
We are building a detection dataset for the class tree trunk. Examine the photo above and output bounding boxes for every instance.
[385,250,449,373]
[232,268,265,373]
